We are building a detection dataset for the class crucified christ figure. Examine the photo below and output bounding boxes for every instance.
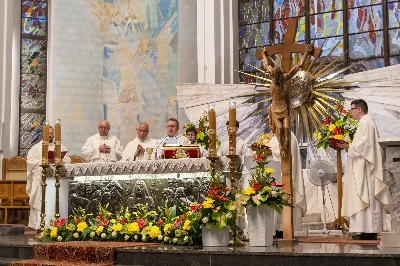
[262,45,313,158]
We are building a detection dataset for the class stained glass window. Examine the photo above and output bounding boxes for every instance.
[239,0,396,81]
[19,0,48,156]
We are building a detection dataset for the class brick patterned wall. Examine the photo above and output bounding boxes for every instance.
[47,0,104,156]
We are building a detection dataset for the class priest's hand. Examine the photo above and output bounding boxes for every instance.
[135,144,145,157]
[336,141,349,150]
[99,144,111,153]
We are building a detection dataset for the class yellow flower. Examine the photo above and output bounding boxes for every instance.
[164,223,172,234]
[213,206,221,213]
[110,219,117,224]
[203,198,215,209]
[112,223,123,232]
[77,222,88,232]
[96,226,104,235]
[149,226,161,238]
[334,134,344,140]
[244,187,256,196]
[329,124,336,132]
[50,227,58,238]
[264,168,275,174]
[128,222,140,233]
[182,220,191,230]
[316,133,322,141]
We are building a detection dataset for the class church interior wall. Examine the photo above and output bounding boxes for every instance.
[0,0,22,175]
[47,0,192,156]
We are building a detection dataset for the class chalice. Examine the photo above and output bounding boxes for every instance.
[146,148,153,160]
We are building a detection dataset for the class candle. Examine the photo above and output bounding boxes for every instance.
[228,102,236,155]
[208,104,216,157]
[54,119,61,165]
[42,121,50,165]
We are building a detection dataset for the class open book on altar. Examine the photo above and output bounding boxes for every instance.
[163,144,200,159]
[48,150,67,163]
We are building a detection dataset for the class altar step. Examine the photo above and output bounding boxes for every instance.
[9,259,114,266]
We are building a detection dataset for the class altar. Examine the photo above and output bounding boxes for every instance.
[43,157,247,224]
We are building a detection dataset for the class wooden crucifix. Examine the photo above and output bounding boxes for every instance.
[256,17,322,241]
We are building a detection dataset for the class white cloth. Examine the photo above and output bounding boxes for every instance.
[81,133,124,163]
[122,137,158,161]
[217,139,250,157]
[26,141,71,230]
[269,132,306,232]
[342,114,390,233]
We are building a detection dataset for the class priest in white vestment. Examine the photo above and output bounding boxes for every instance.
[26,127,71,230]
[122,122,158,161]
[268,131,306,236]
[158,118,190,158]
[185,126,207,157]
[81,120,124,163]
[337,99,390,240]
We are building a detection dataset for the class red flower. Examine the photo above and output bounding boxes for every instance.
[157,220,165,225]
[333,127,342,135]
[137,218,146,229]
[190,204,202,211]
[103,219,109,225]
[342,110,348,114]
[74,218,81,224]
[120,218,127,225]
[215,195,221,200]
[253,154,265,162]
[96,216,102,221]
[220,197,228,201]
[323,117,330,126]
[60,218,66,226]
[197,128,201,132]
[336,104,343,110]
[271,181,277,187]
[173,218,183,227]
[251,182,261,191]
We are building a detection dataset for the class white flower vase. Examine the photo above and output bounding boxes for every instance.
[201,226,230,247]
[246,205,274,246]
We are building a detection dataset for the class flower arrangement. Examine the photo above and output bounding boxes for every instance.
[158,204,202,245]
[313,102,357,149]
[183,112,221,150]
[41,204,163,243]
[236,138,292,213]
[197,172,238,230]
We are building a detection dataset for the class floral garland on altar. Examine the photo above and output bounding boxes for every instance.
[41,171,238,245]
[183,112,221,150]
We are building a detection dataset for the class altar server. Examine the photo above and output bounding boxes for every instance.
[185,126,207,157]
[122,122,158,161]
[337,99,390,240]
[81,120,124,163]
[26,127,71,230]
[269,131,306,236]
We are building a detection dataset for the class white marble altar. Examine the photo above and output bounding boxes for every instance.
[379,138,400,247]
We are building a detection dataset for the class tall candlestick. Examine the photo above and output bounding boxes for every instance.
[228,102,236,155]
[54,119,61,166]
[42,121,50,165]
[208,104,216,158]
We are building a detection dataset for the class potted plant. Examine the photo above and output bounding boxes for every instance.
[236,140,292,246]
[192,170,238,246]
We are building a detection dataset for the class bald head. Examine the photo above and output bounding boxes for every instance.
[136,122,150,141]
[98,120,110,136]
